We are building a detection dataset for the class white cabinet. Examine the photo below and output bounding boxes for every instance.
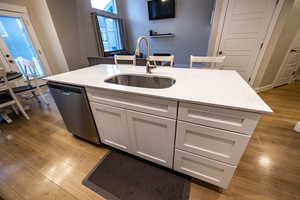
[127,110,176,168]
[87,88,262,189]
[174,149,236,189]
[90,102,131,153]
[176,121,250,165]
[90,102,176,168]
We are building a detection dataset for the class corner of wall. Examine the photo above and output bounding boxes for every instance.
[27,0,69,74]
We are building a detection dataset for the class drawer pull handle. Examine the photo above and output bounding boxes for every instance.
[181,167,221,183]
[188,110,244,127]
[93,96,169,113]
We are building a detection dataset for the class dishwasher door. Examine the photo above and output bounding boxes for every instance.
[48,82,100,144]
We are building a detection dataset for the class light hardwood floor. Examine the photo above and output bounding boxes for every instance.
[0,82,300,200]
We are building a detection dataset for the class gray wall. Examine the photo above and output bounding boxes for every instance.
[46,0,98,70]
[46,0,83,71]
[120,0,215,66]
[75,0,100,67]
[45,0,125,69]
[40,0,215,69]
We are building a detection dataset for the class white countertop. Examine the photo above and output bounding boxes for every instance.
[44,64,272,114]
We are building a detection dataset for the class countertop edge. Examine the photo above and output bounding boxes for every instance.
[44,78,273,115]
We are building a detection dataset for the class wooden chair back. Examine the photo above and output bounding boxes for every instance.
[15,57,38,84]
[190,56,226,69]
[114,55,136,65]
[148,55,174,67]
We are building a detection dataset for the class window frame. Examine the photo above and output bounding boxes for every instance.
[91,0,127,57]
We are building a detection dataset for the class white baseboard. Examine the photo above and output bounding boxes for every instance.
[255,84,274,93]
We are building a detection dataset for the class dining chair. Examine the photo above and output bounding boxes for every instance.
[189,56,226,69]
[0,69,30,120]
[14,58,49,105]
[114,55,136,65]
[148,55,174,67]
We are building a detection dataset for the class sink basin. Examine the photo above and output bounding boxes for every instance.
[104,74,176,89]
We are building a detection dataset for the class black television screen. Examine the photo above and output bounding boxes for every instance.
[148,0,175,20]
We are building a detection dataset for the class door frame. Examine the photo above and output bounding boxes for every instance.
[208,0,285,86]
[273,28,300,87]
[0,2,52,75]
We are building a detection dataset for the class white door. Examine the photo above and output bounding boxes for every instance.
[274,29,300,86]
[218,0,278,82]
[0,10,51,75]
[126,110,176,168]
[90,103,132,153]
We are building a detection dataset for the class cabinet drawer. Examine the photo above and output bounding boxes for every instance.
[127,110,176,168]
[176,121,250,165]
[86,87,178,119]
[174,149,236,189]
[178,102,260,134]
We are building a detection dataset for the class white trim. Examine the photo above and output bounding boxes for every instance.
[255,84,274,93]
[0,2,27,13]
[274,29,300,86]
[207,0,229,57]
[250,0,285,86]
[208,0,285,87]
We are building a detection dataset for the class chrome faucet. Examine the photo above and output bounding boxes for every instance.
[135,36,156,73]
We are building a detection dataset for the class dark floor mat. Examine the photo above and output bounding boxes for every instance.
[82,150,190,200]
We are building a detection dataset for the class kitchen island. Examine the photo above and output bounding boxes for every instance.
[45,64,272,189]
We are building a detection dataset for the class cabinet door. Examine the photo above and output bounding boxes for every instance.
[127,110,176,168]
[90,102,131,153]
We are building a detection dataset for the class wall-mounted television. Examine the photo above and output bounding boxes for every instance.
[148,0,175,20]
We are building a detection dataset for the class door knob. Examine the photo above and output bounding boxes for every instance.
[218,51,223,55]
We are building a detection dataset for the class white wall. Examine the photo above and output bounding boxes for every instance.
[120,0,215,66]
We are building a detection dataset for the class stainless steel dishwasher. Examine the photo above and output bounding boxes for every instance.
[48,82,100,145]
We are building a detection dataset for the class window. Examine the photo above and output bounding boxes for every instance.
[91,0,125,56]
[91,0,117,14]
[96,15,123,52]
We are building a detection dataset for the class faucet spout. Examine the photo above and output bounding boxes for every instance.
[135,36,151,58]
[135,36,155,73]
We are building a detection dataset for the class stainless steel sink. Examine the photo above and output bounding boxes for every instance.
[104,74,176,89]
